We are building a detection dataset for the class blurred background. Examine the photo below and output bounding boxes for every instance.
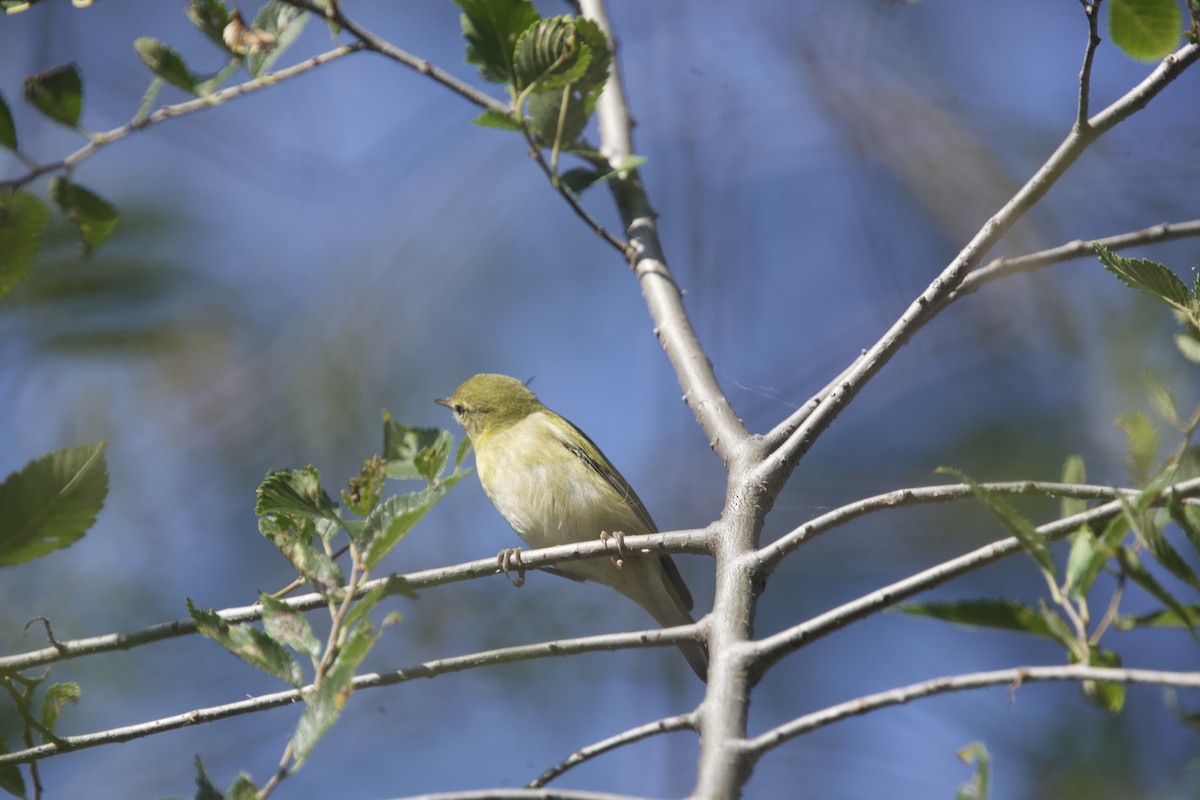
[2,1,1199,798]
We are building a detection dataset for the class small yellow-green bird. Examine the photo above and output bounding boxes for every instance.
[436,373,708,681]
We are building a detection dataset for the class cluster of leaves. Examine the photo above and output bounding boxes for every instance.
[187,414,469,797]
[902,250,1200,715]
[0,443,107,798]
[456,0,643,194]
[0,0,314,303]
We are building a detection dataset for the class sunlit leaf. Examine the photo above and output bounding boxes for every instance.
[260,593,321,661]
[188,599,306,687]
[514,16,591,93]
[40,682,80,737]
[455,0,541,85]
[472,108,522,130]
[382,415,453,481]
[362,481,461,568]
[134,37,198,94]
[0,441,107,566]
[955,741,989,800]
[255,466,340,522]
[1095,242,1190,310]
[1109,0,1183,61]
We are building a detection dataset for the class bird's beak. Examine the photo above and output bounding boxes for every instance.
[434,397,451,408]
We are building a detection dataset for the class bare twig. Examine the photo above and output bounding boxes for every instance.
[1076,0,1104,129]
[742,664,1200,759]
[0,44,365,191]
[528,713,696,788]
[0,624,704,768]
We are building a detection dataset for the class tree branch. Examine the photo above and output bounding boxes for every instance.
[766,41,1200,470]
[0,529,710,672]
[742,665,1200,759]
[1076,0,1104,129]
[0,43,365,191]
[528,713,696,789]
[0,625,704,768]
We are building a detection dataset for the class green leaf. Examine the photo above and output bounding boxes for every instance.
[343,574,415,631]
[559,155,648,195]
[472,108,522,131]
[258,515,344,592]
[527,87,588,148]
[1115,410,1159,484]
[23,63,83,128]
[291,622,378,765]
[454,435,472,470]
[1134,507,1200,588]
[1080,647,1125,712]
[897,598,1062,642]
[260,593,321,661]
[342,456,386,517]
[0,93,16,150]
[1094,242,1190,310]
[1116,546,1200,644]
[193,755,223,800]
[1064,524,1099,599]
[0,441,107,566]
[186,0,231,51]
[455,0,541,85]
[224,774,259,800]
[938,467,1056,578]
[1059,455,1087,519]
[955,741,990,800]
[514,16,591,93]
[0,737,25,799]
[1117,603,1200,629]
[362,482,457,569]
[48,177,118,255]
[1174,329,1200,363]
[255,466,340,522]
[382,415,454,481]
[134,37,198,94]
[0,189,49,299]
[1109,0,1183,61]
[194,58,242,97]
[246,1,308,77]
[39,682,80,737]
[188,599,307,687]
[1167,493,1200,554]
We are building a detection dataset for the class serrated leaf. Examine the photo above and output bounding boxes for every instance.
[382,415,453,481]
[48,177,118,255]
[246,1,308,77]
[572,17,611,100]
[514,16,591,93]
[897,598,1062,641]
[186,0,231,51]
[1115,410,1159,484]
[1109,0,1183,61]
[260,593,321,661]
[259,515,344,592]
[291,623,378,765]
[938,467,1056,578]
[362,484,452,568]
[23,63,83,128]
[134,37,198,94]
[0,93,16,150]
[1095,242,1190,310]
[0,441,107,566]
[1116,547,1200,644]
[255,466,340,521]
[455,0,541,85]
[39,682,80,736]
[188,599,306,686]
[0,189,49,299]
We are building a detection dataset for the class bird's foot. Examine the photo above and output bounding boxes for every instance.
[497,547,526,587]
[599,530,628,569]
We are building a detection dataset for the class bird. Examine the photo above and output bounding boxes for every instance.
[436,373,708,681]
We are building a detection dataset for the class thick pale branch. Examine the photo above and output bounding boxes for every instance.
[0,624,702,768]
[743,665,1200,758]
[0,530,710,673]
[580,0,749,465]
[0,43,365,191]
[766,41,1200,463]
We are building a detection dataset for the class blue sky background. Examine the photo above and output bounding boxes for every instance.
[2,1,1199,798]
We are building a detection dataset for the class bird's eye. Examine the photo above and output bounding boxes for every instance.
[453,404,465,415]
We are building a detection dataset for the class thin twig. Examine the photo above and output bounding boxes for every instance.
[1076,0,1104,129]
[528,713,696,788]
[741,664,1200,758]
[0,43,365,191]
[0,624,704,768]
